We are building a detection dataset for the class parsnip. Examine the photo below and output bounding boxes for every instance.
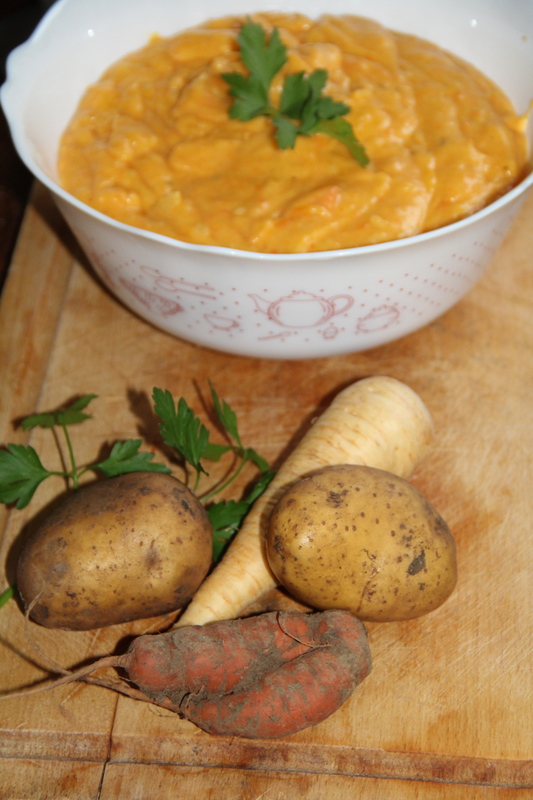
[177,376,434,628]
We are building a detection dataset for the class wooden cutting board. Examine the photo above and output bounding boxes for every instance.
[1,182,532,799]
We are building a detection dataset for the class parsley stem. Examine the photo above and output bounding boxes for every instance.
[200,452,248,504]
[61,423,79,490]
[193,468,202,494]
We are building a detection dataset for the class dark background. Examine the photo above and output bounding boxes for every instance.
[0,0,56,290]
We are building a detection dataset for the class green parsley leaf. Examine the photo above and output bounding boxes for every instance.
[0,444,52,509]
[22,394,98,430]
[316,96,351,120]
[0,585,16,610]
[94,439,171,478]
[20,412,56,430]
[279,72,309,119]
[312,117,370,165]
[223,72,267,121]
[298,70,330,133]
[237,19,286,104]
[208,499,249,562]
[208,470,275,562]
[210,383,242,448]
[208,383,271,474]
[202,442,234,462]
[244,469,276,504]
[273,114,299,149]
[222,20,368,164]
[152,387,210,477]
[241,447,270,474]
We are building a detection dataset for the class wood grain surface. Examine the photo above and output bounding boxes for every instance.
[0,181,532,799]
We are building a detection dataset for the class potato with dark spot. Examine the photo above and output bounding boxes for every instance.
[265,465,457,622]
[16,472,212,630]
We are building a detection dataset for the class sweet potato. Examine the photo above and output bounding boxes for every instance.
[5,610,372,739]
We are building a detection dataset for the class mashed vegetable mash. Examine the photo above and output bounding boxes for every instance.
[58,12,529,253]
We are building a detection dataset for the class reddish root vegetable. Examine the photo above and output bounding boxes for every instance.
[129,609,372,738]
[5,610,372,739]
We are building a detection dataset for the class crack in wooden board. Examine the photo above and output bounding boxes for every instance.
[107,735,533,789]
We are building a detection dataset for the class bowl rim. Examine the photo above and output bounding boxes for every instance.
[2,1,532,264]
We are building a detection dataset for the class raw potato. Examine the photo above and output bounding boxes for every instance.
[266,465,457,622]
[177,376,434,628]
[16,472,212,630]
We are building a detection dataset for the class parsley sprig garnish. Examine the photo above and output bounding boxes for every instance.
[0,585,15,610]
[222,19,369,164]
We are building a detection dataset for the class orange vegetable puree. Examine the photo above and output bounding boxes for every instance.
[58,12,529,253]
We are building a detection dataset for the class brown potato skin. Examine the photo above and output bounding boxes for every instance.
[266,465,457,622]
[16,472,212,630]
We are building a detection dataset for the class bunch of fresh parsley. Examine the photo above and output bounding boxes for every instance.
[222,19,369,164]
[0,386,273,567]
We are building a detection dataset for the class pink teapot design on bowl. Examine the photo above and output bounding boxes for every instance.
[249,290,354,328]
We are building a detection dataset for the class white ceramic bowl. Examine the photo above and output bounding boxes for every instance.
[2,0,532,359]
